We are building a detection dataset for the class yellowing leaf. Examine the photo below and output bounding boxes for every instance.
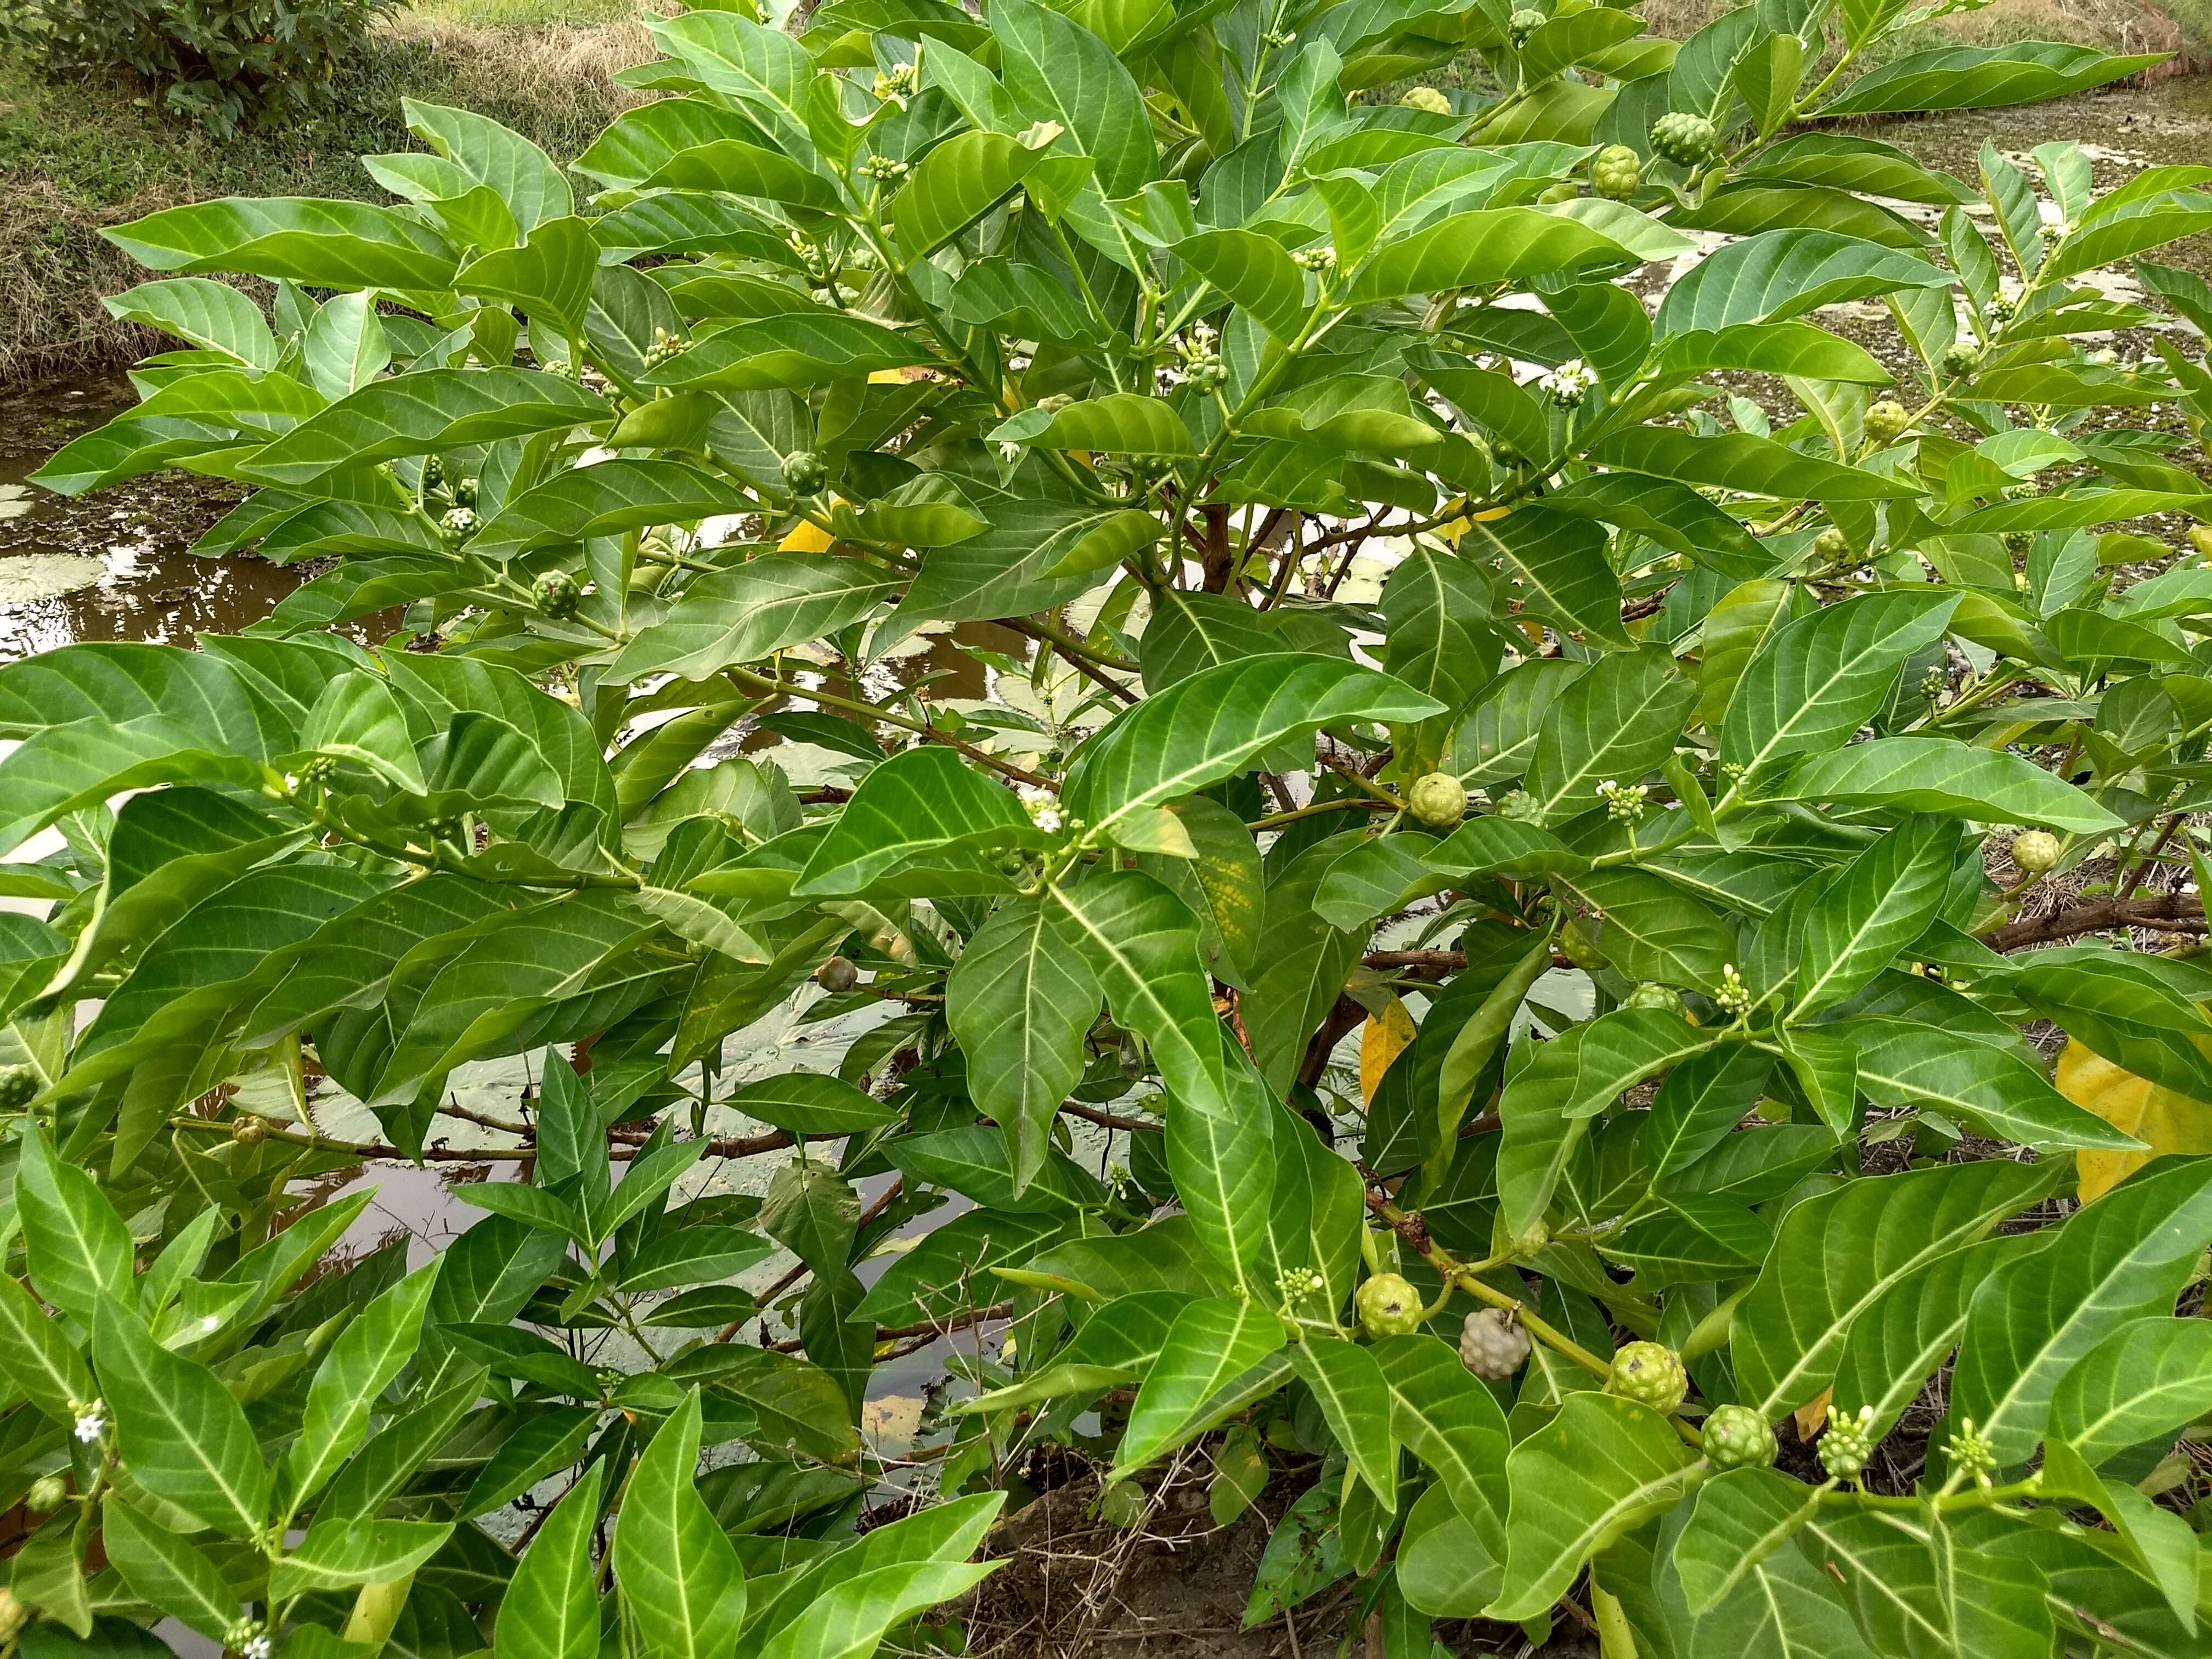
[1793,1387,1831,1440]
[2059,1037,2212,1201]
[779,517,836,553]
[1360,994,1417,1105]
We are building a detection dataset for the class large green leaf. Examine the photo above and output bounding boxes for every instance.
[1523,647,1696,823]
[469,460,751,562]
[1348,209,1640,303]
[1114,1297,1288,1475]
[1951,1155,2212,1465]
[92,1297,270,1537]
[1587,428,1920,500]
[100,1500,238,1642]
[239,369,608,488]
[606,554,900,681]
[891,129,1049,257]
[945,896,1101,1193]
[1720,590,1961,780]
[16,1120,133,1321]
[1062,655,1441,837]
[1488,1393,1699,1621]
[794,746,1034,896]
[1843,1015,2145,1151]
[283,1259,443,1512]
[104,198,460,289]
[1772,736,2121,831]
[614,1391,746,1659]
[1794,817,1963,1014]
[1654,230,1954,332]
[494,1462,604,1659]
[2047,1315,2212,1468]
[1731,1156,2060,1414]
[1820,42,2164,115]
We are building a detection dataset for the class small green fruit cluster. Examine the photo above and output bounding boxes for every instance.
[1399,86,1452,114]
[1818,1405,1879,1481]
[1590,144,1641,200]
[1622,982,1680,1013]
[1356,1272,1424,1340]
[1701,1404,1777,1470]
[1609,1341,1687,1412]
[1940,340,1985,379]
[438,507,479,548]
[1507,8,1545,43]
[0,1066,37,1110]
[784,449,831,496]
[1649,111,1719,167]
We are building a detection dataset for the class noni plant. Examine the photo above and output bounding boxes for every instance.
[12,0,2212,1651]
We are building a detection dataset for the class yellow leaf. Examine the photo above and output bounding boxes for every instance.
[1793,1388,1831,1440]
[1361,995,1417,1105]
[778,518,836,553]
[2059,1038,2212,1201]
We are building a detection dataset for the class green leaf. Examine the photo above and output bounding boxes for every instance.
[0,1271,94,1423]
[1566,1009,1720,1119]
[644,314,935,392]
[105,279,278,368]
[992,0,1155,201]
[1844,1014,2145,1151]
[1552,868,1734,988]
[1731,1156,2061,1415]
[456,216,599,343]
[16,1120,132,1322]
[1063,654,1442,838]
[1829,1231,2042,1439]
[1458,509,1632,649]
[2012,955,2212,1099]
[1655,229,1955,332]
[794,746,1034,896]
[614,1391,746,1659]
[946,896,1100,1194]
[103,198,460,290]
[1720,590,1961,779]
[1587,427,1919,500]
[1795,818,1963,1015]
[605,554,899,681]
[99,1499,238,1641]
[284,1259,443,1512]
[2047,1314,2212,1468]
[1114,1297,1289,1475]
[1771,735,2121,832]
[1524,646,1697,824]
[1951,1155,2212,1465]
[92,1296,269,1537]
[994,392,1195,455]
[1819,42,2164,115]
[1177,230,1307,340]
[1286,1338,1395,1507]
[891,130,1048,257]
[726,1072,900,1136]
[494,1462,604,1659]
[1675,1467,1822,1614]
[404,99,573,229]
[240,369,608,488]
[645,11,820,155]
[1648,1043,1776,1183]
[1372,1331,1511,1562]
[470,460,752,562]
[1488,1393,1699,1621]
[268,1517,454,1598]
[1348,208,1641,303]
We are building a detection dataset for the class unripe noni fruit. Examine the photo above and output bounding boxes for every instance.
[1701,1404,1777,1470]
[1863,399,1910,447]
[1355,1272,1424,1340]
[1650,111,1719,167]
[2190,523,2212,558]
[535,569,582,620]
[232,1115,267,1148]
[1459,1307,1532,1379]
[0,1065,37,1110]
[2010,829,2062,873]
[815,954,860,993]
[783,449,831,495]
[1590,144,1641,201]
[1399,86,1453,114]
[24,1475,65,1514]
[1813,526,1850,561]
[1407,771,1469,830]
[438,506,479,547]
[1940,339,1984,379]
[1507,6,1545,43]
[1622,981,1680,1013]
[1494,788,1544,823]
[1609,1340,1687,1412]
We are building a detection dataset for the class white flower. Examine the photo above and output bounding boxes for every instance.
[997,441,1022,464]
[73,1412,104,1444]
[244,1638,272,1659]
[1538,358,1596,407]
[1018,786,1063,834]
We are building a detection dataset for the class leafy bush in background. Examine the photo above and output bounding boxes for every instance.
[0,0,402,136]
[15,0,2212,1653]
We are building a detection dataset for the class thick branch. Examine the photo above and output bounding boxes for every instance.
[1979,891,2205,952]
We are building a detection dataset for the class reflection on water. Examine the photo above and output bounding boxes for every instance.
[0,375,304,659]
